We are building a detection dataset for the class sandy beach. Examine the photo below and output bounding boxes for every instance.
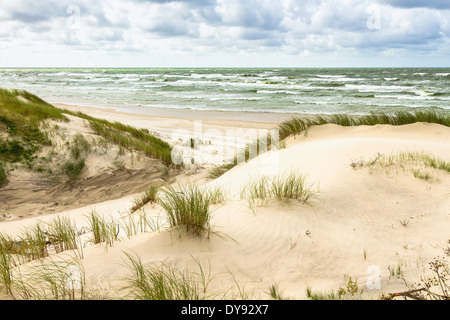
[0,101,449,300]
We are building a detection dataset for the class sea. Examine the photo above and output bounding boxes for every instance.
[0,68,449,117]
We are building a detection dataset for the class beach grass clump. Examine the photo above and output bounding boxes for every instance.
[4,256,86,300]
[204,185,227,205]
[241,172,318,204]
[0,217,82,268]
[85,211,119,247]
[271,172,317,203]
[46,216,79,253]
[305,285,347,300]
[267,283,290,300]
[122,252,201,300]
[130,185,160,213]
[69,133,91,160]
[158,184,215,237]
[240,176,272,202]
[62,158,85,181]
[19,223,50,261]
[352,151,449,181]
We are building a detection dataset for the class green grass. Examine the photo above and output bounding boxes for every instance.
[305,285,342,300]
[85,211,119,247]
[412,169,432,181]
[240,172,317,215]
[69,133,91,160]
[0,88,68,166]
[352,151,449,181]
[0,237,15,297]
[271,172,317,202]
[46,216,79,254]
[2,256,86,300]
[267,283,289,300]
[122,251,201,300]
[279,110,450,141]
[130,185,160,213]
[0,88,174,183]
[19,223,50,261]
[241,172,318,204]
[158,184,216,237]
[64,110,173,165]
[208,110,450,179]
[62,158,86,181]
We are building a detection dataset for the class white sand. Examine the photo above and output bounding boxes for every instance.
[1,106,449,300]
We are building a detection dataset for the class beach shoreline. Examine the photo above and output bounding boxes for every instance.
[53,102,301,127]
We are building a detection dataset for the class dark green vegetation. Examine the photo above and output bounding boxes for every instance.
[209,110,450,179]
[0,163,7,187]
[122,252,201,300]
[0,88,174,186]
[0,88,68,167]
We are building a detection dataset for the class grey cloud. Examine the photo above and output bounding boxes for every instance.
[0,0,77,23]
[379,0,450,9]
[219,1,286,31]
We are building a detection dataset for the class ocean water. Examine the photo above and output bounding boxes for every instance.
[0,68,449,116]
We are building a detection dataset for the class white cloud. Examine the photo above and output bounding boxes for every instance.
[0,0,448,67]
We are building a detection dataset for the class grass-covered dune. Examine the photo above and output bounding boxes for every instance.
[278,110,450,140]
[0,88,174,188]
[209,110,450,179]
[0,88,68,166]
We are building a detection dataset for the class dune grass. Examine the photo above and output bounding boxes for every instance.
[122,251,201,300]
[0,217,83,268]
[0,238,15,297]
[69,133,91,160]
[305,285,342,300]
[241,171,318,204]
[157,184,225,237]
[46,216,79,254]
[352,150,450,181]
[209,110,450,179]
[0,88,174,187]
[271,172,317,202]
[2,255,86,300]
[85,211,119,247]
[0,88,68,166]
[64,109,173,165]
[279,110,450,140]
[62,158,86,181]
[130,185,160,213]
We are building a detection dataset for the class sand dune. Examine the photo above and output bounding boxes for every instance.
[0,108,449,300]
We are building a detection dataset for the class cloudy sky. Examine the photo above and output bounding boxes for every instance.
[1,0,449,67]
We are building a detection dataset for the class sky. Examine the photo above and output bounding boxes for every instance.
[0,0,449,68]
